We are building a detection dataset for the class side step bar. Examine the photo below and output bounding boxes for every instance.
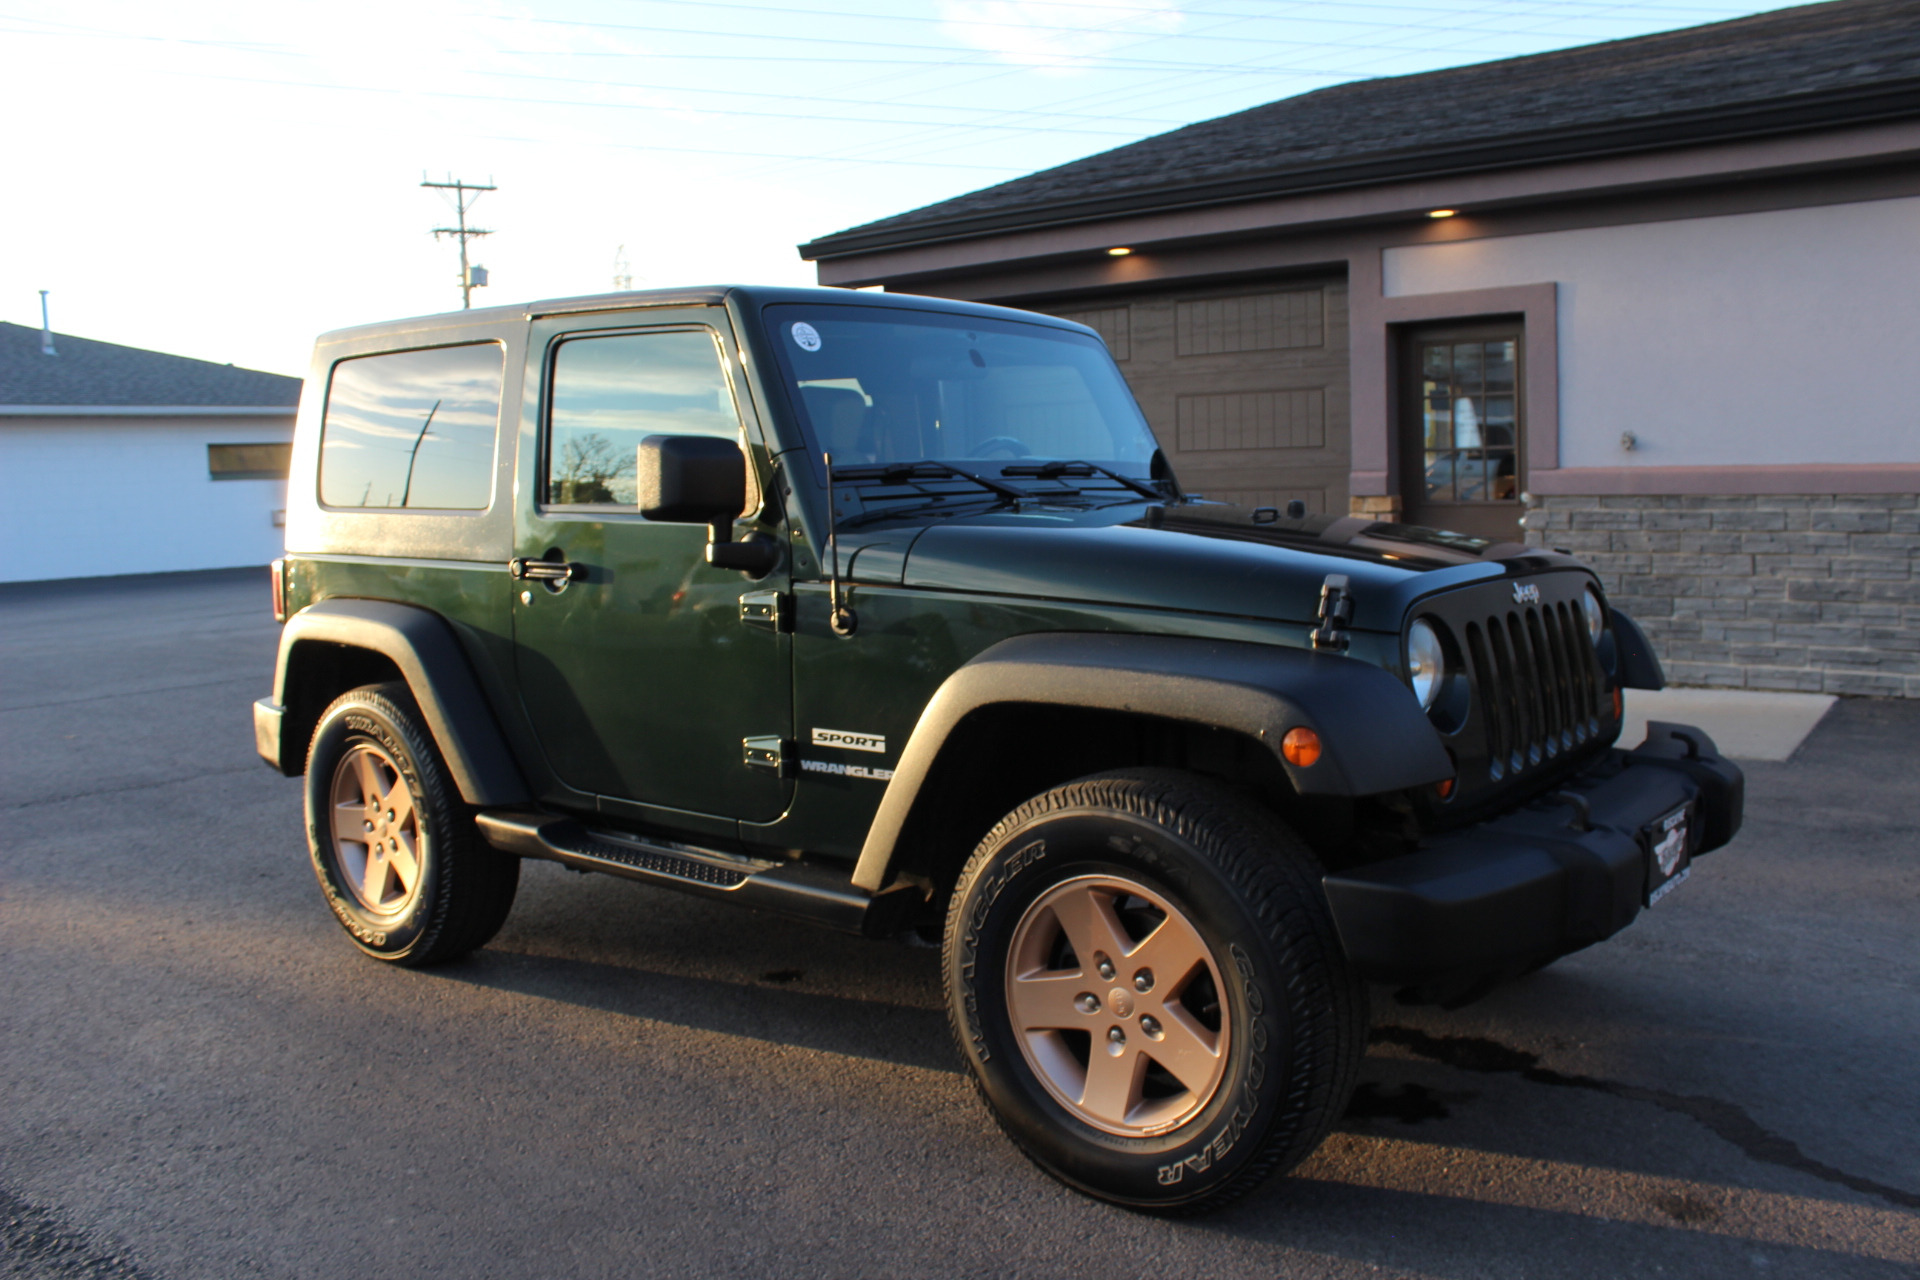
[474,811,918,937]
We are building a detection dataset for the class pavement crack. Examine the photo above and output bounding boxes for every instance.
[4,765,266,812]
[2,675,261,713]
[1372,1024,1920,1211]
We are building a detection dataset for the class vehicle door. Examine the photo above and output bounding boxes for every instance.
[510,308,791,823]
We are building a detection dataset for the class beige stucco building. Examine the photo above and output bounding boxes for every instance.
[800,0,1920,697]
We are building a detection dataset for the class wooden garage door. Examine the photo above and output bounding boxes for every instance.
[1046,280,1349,514]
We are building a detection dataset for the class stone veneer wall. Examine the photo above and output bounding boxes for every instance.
[1520,494,1920,698]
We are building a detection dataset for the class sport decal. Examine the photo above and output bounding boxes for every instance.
[811,727,885,754]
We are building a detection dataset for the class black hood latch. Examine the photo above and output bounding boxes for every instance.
[1311,573,1353,653]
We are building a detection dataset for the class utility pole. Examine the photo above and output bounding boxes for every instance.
[613,245,633,292]
[421,175,495,309]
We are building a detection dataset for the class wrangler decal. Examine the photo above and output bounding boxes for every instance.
[800,759,894,781]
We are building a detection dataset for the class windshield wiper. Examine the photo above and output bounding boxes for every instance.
[999,460,1163,499]
[829,459,1028,529]
[832,460,1027,501]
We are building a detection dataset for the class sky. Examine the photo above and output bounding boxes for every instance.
[2,0,1807,379]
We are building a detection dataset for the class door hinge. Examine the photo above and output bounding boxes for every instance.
[742,736,795,777]
[740,590,791,632]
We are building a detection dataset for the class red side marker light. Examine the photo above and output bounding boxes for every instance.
[270,558,288,623]
[1435,777,1456,800]
[1612,688,1623,720]
[1282,727,1322,768]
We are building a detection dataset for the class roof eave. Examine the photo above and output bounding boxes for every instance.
[798,79,1920,262]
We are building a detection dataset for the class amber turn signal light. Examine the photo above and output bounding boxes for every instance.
[1435,777,1456,799]
[1281,727,1322,767]
[1612,687,1623,720]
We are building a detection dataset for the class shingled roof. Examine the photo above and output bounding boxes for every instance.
[800,0,1920,259]
[0,322,302,410]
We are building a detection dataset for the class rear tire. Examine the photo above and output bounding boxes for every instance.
[304,682,518,966]
[944,769,1366,1214]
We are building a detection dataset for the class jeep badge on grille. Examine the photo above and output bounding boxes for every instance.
[1513,582,1541,605]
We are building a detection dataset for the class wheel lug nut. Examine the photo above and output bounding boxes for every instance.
[387,810,396,823]
[1076,994,1100,1014]
[1107,1027,1126,1051]
[1094,953,1116,981]
[1140,1015,1163,1040]
[362,820,374,833]
[1134,969,1154,993]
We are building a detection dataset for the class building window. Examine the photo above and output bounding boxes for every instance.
[1401,324,1524,539]
[319,343,504,510]
[208,443,292,481]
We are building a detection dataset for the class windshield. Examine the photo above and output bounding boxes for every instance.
[762,303,1163,482]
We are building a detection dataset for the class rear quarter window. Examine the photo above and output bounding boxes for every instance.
[319,343,504,510]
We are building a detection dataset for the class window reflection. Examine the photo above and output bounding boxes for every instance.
[763,304,1160,477]
[1419,337,1519,504]
[546,330,741,506]
[319,344,503,510]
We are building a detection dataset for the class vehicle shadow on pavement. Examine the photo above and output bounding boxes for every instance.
[422,944,965,1077]
[420,935,1920,1277]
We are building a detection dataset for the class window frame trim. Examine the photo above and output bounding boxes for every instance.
[1402,321,1528,512]
[536,322,760,517]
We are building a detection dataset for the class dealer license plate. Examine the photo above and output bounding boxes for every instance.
[1644,803,1694,906]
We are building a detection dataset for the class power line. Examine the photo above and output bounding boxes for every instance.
[1,3,1807,186]
[0,6,1774,77]
[586,0,1748,47]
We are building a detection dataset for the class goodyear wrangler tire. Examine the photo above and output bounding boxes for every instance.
[304,683,518,966]
[943,769,1366,1214]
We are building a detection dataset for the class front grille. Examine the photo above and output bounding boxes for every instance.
[1462,599,1605,780]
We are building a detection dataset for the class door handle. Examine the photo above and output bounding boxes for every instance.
[509,557,580,584]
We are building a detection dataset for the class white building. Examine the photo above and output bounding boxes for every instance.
[0,322,301,582]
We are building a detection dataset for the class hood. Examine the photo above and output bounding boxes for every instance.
[888,501,1589,632]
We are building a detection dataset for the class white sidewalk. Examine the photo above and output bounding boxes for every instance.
[1622,687,1835,762]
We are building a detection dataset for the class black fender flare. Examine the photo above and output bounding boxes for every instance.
[851,632,1452,892]
[268,598,530,806]
[1607,608,1667,691]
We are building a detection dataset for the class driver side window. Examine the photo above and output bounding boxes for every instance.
[546,329,742,507]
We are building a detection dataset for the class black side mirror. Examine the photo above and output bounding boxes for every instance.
[636,435,778,576]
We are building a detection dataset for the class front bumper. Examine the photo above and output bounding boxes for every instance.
[253,697,286,773]
[1322,722,1743,985]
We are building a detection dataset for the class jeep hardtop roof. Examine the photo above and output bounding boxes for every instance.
[312,285,1100,348]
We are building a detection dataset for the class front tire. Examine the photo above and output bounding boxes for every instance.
[304,683,518,966]
[944,770,1366,1214]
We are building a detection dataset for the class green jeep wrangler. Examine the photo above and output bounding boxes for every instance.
[254,285,1742,1213]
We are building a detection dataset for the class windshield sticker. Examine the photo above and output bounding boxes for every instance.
[790,322,822,352]
[812,727,885,754]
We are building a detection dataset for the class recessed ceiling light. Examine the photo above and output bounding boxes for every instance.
[1107,246,1133,256]
[1428,209,1458,219]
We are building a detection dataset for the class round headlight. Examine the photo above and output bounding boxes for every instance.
[1408,619,1446,710]
[1582,588,1605,642]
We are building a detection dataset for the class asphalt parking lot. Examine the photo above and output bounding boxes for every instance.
[3,568,1916,1279]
